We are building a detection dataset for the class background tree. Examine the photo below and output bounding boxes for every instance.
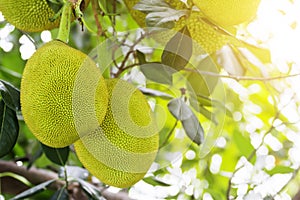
[0,0,300,199]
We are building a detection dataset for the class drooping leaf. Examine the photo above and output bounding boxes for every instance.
[162,26,192,71]
[217,45,245,76]
[168,98,204,145]
[143,176,170,186]
[47,0,64,14]
[0,80,20,111]
[136,50,147,65]
[58,166,89,180]
[241,42,271,64]
[50,188,69,200]
[97,0,114,14]
[181,114,204,145]
[11,179,56,200]
[77,178,102,200]
[187,55,219,97]
[134,0,186,27]
[0,172,32,187]
[41,144,69,166]
[167,98,193,121]
[266,166,295,175]
[140,62,173,84]
[0,100,19,158]
[139,87,173,100]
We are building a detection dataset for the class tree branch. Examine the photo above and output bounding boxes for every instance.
[184,68,300,82]
[0,160,133,200]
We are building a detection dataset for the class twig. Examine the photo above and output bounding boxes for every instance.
[113,32,148,78]
[91,0,104,36]
[226,109,281,200]
[184,68,300,82]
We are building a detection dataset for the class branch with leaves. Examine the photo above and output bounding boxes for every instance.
[0,160,132,200]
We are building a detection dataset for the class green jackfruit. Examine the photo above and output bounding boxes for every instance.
[20,40,108,148]
[0,0,90,32]
[74,79,159,188]
[192,0,261,26]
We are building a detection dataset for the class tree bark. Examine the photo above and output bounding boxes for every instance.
[0,160,132,200]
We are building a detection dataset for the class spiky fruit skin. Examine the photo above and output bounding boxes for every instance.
[0,0,90,32]
[74,79,159,188]
[175,12,233,53]
[0,0,60,32]
[124,0,232,53]
[193,0,261,26]
[21,40,108,148]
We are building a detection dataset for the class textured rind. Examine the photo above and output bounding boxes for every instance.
[153,11,233,53]
[193,0,261,26]
[124,0,232,53]
[0,0,60,32]
[175,12,232,53]
[20,40,108,148]
[0,0,90,32]
[74,79,159,188]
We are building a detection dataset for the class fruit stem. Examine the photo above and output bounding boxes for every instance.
[57,1,72,43]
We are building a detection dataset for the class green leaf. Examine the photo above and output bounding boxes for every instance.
[140,62,173,84]
[77,178,102,200]
[58,166,89,180]
[134,0,186,28]
[98,0,113,14]
[167,98,193,121]
[41,144,69,166]
[11,179,56,200]
[0,172,32,187]
[233,132,254,157]
[47,0,64,13]
[241,42,271,64]
[217,45,245,76]
[168,98,204,145]
[266,166,294,175]
[0,80,20,111]
[50,188,69,200]
[181,114,204,145]
[143,176,170,186]
[136,50,147,65]
[187,55,219,97]
[162,26,192,71]
[139,87,173,100]
[0,100,19,158]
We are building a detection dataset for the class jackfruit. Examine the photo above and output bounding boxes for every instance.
[192,0,261,26]
[20,40,108,148]
[174,11,233,53]
[124,0,232,53]
[0,0,90,32]
[74,79,159,188]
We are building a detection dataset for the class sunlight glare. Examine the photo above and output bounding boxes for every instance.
[248,0,300,68]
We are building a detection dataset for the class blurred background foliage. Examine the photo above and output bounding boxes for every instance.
[1,0,300,199]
